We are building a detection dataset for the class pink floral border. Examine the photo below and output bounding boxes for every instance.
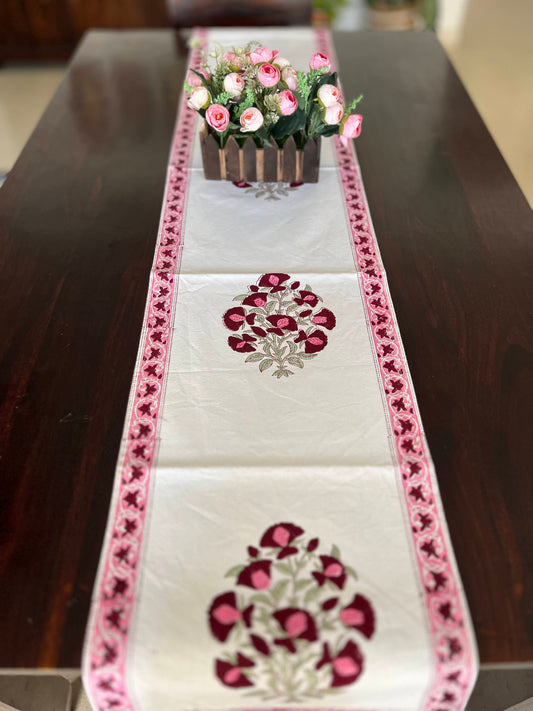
[314,28,477,711]
[82,30,208,711]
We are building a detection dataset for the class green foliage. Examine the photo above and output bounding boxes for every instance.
[345,94,363,113]
[235,87,255,119]
[213,91,233,105]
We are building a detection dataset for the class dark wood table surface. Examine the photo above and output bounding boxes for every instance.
[0,29,531,670]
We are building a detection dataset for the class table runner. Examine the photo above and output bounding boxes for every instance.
[83,28,477,711]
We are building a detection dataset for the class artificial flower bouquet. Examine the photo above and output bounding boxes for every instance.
[184,42,363,183]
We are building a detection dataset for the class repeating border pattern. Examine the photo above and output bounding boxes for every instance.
[83,30,208,711]
[314,29,477,711]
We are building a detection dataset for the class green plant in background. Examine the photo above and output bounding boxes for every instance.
[365,0,438,30]
[311,0,349,23]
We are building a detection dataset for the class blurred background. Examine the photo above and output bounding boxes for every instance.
[0,0,531,205]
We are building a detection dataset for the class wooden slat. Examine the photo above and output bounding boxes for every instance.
[200,127,221,180]
[303,138,320,183]
[243,139,257,182]
[282,136,296,182]
[224,137,240,181]
[263,143,278,182]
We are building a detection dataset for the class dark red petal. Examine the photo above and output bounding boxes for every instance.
[299,309,312,318]
[340,594,376,639]
[316,642,332,670]
[322,597,339,611]
[260,523,304,547]
[245,313,256,325]
[274,637,297,654]
[250,634,270,656]
[251,326,267,337]
[236,652,255,668]
[307,537,319,552]
[248,546,259,557]
[291,281,300,289]
[277,546,299,559]
[243,604,254,628]
[312,571,326,586]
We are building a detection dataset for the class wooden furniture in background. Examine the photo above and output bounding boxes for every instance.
[0,0,311,61]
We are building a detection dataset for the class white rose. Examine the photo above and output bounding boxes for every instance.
[275,56,291,69]
[240,107,264,132]
[317,83,341,108]
[323,102,343,125]
[281,66,298,91]
[188,86,210,110]
[223,72,245,97]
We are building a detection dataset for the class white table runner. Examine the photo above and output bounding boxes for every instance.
[83,28,478,711]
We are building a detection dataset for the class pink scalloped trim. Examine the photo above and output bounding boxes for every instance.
[83,29,209,711]
[314,28,477,711]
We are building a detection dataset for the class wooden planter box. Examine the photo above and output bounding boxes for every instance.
[200,123,321,183]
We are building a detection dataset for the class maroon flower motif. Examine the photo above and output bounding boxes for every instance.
[228,334,256,353]
[322,597,339,611]
[291,281,300,289]
[294,290,319,307]
[273,608,318,653]
[312,308,336,330]
[260,523,303,548]
[316,640,363,687]
[233,181,252,188]
[294,330,307,343]
[216,654,255,688]
[313,555,346,589]
[259,273,290,292]
[250,634,270,656]
[340,594,376,639]
[305,329,328,354]
[299,309,312,318]
[223,307,246,331]
[307,537,319,552]
[209,592,253,642]
[243,292,269,308]
[266,314,298,331]
[247,546,259,558]
[237,560,272,590]
[251,326,267,337]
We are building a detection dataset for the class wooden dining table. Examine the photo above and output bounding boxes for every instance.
[0,27,532,707]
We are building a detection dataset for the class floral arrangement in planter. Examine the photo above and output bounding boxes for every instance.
[184,42,363,182]
[208,522,376,702]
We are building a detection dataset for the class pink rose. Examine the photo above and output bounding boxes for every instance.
[247,47,279,65]
[223,51,243,69]
[206,104,230,132]
[274,56,291,69]
[277,89,298,116]
[257,63,280,88]
[188,68,211,86]
[187,70,202,87]
[323,102,343,125]
[223,72,244,97]
[340,114,363,145]
[317,83,341,107]
[240,107,264,132]
[281,66,298,91]
[309,52,330,71]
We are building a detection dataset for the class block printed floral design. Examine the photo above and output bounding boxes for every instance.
[223,274,336,378]
[208,523,376,702]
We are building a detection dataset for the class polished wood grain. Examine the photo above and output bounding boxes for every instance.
[0,30,531,670]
